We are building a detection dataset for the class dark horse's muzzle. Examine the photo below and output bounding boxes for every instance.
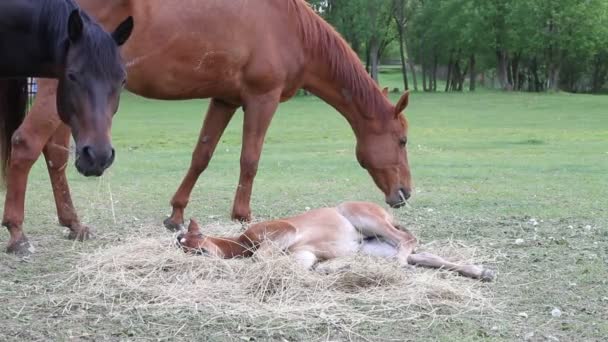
[75,144,115,177]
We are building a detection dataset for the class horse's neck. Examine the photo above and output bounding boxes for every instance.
[209,236,254,258]
[77,0,131,30]
[303,60,390,131]
[0,0,66,77]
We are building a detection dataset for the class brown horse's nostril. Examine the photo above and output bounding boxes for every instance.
[105,148,116,168]
[399,188,411,201]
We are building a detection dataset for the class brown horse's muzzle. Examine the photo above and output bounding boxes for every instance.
[386,186,411,208]
[75,144,115,177]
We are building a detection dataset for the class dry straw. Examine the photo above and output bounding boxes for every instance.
[57,223,499,339]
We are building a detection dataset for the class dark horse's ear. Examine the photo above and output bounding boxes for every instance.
[67,10,84,42]
[394,91,409,117]
[112,16,134,46]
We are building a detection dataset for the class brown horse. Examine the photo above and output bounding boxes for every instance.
[177,202,495,281]
[3,0,412,254]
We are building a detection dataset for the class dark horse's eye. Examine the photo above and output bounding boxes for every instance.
[399,138,408,147]
[67,73,77,82]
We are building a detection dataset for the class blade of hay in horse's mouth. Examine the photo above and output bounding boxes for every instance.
[399,190,407,204]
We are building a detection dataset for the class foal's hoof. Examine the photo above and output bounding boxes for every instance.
[480,269,496,282]
[164,217,184,232]
[6,236,35,256]
[66,226,95,241]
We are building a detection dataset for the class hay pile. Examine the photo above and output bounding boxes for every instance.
[58,224,498,338]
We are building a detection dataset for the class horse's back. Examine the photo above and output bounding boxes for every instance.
[119,0,304,101]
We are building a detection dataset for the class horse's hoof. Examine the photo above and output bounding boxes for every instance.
[66,226,95,241]
[6,236,35,256]
[164,217,184,232]
[231,212,252,223]
[480,268,496,282]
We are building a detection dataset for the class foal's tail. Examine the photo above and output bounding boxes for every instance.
[0,78,28,185]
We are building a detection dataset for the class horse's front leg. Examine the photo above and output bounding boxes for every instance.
[2,79,60,255]
[231,92,281,222]
[43,123,91,241]
[164,99,238,231]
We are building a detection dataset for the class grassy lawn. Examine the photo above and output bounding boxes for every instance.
[1,87,607,341]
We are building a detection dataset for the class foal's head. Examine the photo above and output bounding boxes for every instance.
[176,220,224,257]
[355,90,412,208]
[56,10,133,176]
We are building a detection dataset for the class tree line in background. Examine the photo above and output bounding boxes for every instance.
[307,0,608,93]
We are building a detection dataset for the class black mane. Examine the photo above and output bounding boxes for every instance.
[39,0,124,80]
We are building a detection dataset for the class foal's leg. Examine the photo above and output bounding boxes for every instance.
[43,124,91,240]
[407,252,495,281]
[355,220,417,265]
[164,99,238,231]
[231,92,281,222]
[2,79,61,254]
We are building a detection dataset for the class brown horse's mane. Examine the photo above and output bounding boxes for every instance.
[288,0,391,120]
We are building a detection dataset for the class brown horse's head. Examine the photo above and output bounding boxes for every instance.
[56,11,133,176]
[355,90,412,208]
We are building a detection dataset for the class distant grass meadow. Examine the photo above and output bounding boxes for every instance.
[1,69,607,340]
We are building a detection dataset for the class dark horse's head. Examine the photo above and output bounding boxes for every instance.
[57,9,133,176]
[355,89,412,208]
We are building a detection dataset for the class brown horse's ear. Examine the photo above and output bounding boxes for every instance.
[394,91,410,117]
[382,87,389,97]
[188,219,201,234]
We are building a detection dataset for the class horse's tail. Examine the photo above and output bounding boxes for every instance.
[0,78,28,185]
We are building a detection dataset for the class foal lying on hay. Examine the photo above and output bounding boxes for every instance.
[177,202,495,281]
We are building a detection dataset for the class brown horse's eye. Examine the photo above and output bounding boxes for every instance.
[399,138,407,147]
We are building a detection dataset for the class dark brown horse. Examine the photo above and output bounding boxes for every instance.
[3,0,412,254]
[0,0,133,254]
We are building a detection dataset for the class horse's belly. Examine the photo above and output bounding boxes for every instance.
[124,52,244,101]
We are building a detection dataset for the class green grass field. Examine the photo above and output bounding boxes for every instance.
[1,85,607,341]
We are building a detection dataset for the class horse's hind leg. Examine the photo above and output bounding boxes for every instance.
[164,99,238,231]
[2,79,60,254]
[231,91,281,222]
[407,252,495,281]
[43,124,91,241]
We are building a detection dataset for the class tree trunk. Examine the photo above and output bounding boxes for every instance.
[365,44,371,73]
[469,54,476,91]
[369,37,380,83]
[548,64,560,91]
[405,35,418,91]
[409,60,418,91]
[496,50,512,90]
[531,57,542,92]
[432,54,438,92]
[511,53,520,90]
[396,25,409,91]
[445,52,454,92]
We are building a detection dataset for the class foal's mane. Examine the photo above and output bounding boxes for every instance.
[288,0,392,120]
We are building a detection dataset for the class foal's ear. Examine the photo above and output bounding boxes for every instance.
[67,10,84,42]
[394,91,410,117]
[187,218,201,234]
[382,87,389,97]
[112,16,134,46]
